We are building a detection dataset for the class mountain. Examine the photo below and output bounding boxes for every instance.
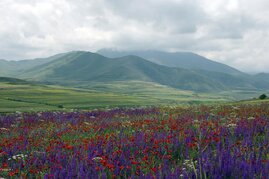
[0,77,27,83]
[19,51,227,92]
[1,51,268,93]
[0,59,13,76]
[252,73,269,89]
[14,51,266,92]
[192,70,257,90]
[255,73,269,79]
[98,49,242,75]
[0,52,69,77]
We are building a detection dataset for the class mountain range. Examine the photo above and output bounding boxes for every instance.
[98,49,242,75]
[0,50,268,93]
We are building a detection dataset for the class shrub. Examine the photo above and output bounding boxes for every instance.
[58,104,64,108]
[259,94,267,100]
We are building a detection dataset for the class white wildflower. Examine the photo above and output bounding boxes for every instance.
[92,157,103,161]
[248,117,255,120]
[227,123,237,128]
[84,122,91,126]
[183,159,197,170]
[232,106,240,110]
[0,128,9,131]
[8,154,28,161]
[122,121,133,127]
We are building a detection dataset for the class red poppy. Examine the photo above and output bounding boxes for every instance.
[106,164,115,170]
[2,163,8,168]
[9,171,15,177]
[131,160,138,165]
[151,167,157,173]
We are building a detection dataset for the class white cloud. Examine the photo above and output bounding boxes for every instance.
[0,0,269,72]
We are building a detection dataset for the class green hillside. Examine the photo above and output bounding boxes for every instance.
[252,73,269,89]
[19,52,226,92]
[0,77,27,83]
[0,52,68,76]
[98,49,242,74]
[1,51,269,95]
[192,70,258,90]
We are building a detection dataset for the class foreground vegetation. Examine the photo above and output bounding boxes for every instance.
[1,103,269,178]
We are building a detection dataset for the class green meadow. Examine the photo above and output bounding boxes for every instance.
[0,81,228,113]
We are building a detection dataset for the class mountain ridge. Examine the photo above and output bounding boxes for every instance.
[19,51,226,92]
[9,51,266,92]
[0,50,268,93]
[97,49,242,75]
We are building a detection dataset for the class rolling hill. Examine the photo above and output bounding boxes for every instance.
[0,77,27,83]
[0,52,69,77]
[249,73,269,89]
[18,51,226,92]
[97,49,242,74]
[0,51,268,94]
[8,51,266,92]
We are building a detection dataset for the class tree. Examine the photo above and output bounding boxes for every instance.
[58,104,64,108]
[259,94,267,100]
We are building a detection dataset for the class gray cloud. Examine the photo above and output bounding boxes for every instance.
[1,0,269,72]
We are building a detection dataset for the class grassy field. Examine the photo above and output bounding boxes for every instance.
[217,89,269,101]
[0,82,145,113]
[77,81,228,102]
[1,80,267,113]
[0,81,228,113]
[74,81,269,101]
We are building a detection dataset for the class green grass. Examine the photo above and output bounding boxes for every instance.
[0,82,146,113]
[1,80,266,113]
[217,89,269,100]
[234,98,269,105]
[0,81,228,113]
[78,81,228,103]
[0,98,57,112]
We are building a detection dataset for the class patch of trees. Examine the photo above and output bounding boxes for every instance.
[259,94,267,100]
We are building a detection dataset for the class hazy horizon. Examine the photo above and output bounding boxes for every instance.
[1,0,269,73]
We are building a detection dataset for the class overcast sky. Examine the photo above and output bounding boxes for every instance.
[1,0,269,72]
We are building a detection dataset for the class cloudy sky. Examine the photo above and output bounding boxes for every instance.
[0,0,269,72]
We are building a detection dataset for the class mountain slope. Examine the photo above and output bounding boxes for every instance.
[19,51,229,92]
[0,77,27,83]
[193,70,257,90]
[0,59,14,76]
[98,49,242,75]
[0,52,69,77]
[2,51,269,93]
[252,73,269,89]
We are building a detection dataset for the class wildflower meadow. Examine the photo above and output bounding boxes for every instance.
[1,104,269,178]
